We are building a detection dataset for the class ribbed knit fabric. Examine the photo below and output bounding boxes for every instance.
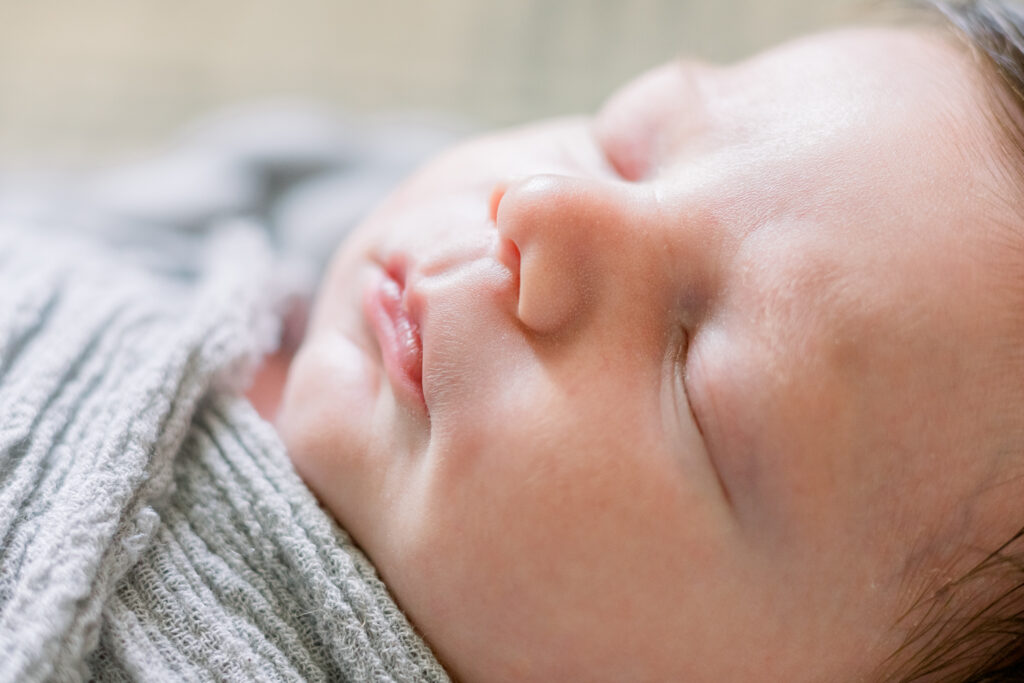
[0,223,449,682]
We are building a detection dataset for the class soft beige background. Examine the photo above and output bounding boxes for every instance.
[0,0,883,161]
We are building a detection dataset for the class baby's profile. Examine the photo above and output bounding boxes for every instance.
[257,1,1024,681]
[5,0,1024,681]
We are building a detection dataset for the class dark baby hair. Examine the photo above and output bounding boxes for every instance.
[883,2,1024,681]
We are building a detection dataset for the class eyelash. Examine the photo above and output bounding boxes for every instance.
[677,329,734,508]
[676,329,703,436]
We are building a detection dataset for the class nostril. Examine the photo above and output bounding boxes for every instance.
[489,183,508,223]
[488,226,521,294]
[498,235,521,275]
[492,230,521,284]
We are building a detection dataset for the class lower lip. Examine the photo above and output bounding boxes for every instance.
[363,268,425,406]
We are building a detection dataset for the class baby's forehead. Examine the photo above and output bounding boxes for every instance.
[719,27,993,142]
[640,29,1010,238]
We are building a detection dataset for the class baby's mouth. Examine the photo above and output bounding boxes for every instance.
[363,259,425,407]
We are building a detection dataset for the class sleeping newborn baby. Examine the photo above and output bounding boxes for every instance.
[263,3,1024,681]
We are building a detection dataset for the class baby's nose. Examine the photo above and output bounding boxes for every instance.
[492,173,654,336]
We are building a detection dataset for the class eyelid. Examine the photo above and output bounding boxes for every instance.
[674,328,734,511]
[676,329,705,441]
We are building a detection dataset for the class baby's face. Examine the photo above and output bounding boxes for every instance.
[279,28,1024,682]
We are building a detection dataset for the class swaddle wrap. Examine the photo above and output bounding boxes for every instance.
[0,224,449,682]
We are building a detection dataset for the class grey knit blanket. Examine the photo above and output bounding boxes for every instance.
[0,105,458,682]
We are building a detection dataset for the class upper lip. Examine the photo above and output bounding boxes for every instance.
[360,251,428,409]
[372,230,519,392]
[382,253,424,333]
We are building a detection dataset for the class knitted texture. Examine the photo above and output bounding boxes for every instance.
[0,224,449,682]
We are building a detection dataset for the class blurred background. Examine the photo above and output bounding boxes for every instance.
[0,0,884,164]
